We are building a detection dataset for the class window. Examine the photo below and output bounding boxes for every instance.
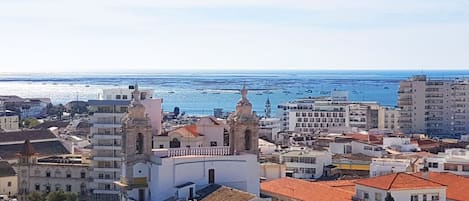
[7,181,11,187]
[170,138,181,148]
[423,194,427,201]
[55,184,61,191]
[66,172,71,178]
[35,184,40,191]
[375,192,382,201]
[66,185,72,192]
[411,194,418,201]
[245,130,252,150]
[208,169,215,184]
[210,141,217,147]
[431,195,439,201]
[80,183,86,194]
[80,171,86,178]
[104,184,111,190]
[45,185,51,193]
[122,95,128,99]
[364,192,369,199]
[46,171,51,177]
[159,144,164,148]
[136,133,144,154]
[116,95,121,99]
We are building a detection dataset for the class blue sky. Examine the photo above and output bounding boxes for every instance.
[1,0,469,72]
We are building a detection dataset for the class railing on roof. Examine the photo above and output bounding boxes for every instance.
[153,146,231,157]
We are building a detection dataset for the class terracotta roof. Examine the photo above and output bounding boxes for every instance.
[413,172,469,201]
[169,125,201,137]
[316,179,356,193]
[19,139,36,156]
[198,184,256,201]
[355,172,445,190]
[0,161,16,177]
[0,129,57,143]
[261,177,354,201]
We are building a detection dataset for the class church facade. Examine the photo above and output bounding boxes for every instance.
[116,85,260,201]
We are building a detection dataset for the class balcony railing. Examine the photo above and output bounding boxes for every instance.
[153,146,231,158]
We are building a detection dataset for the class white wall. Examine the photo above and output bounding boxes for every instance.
[329,142,351,155]
[355,184,446,201]
[142,99,163,136]
[150,154,259,201]
[370,159,411,177]
[351,141,384,157]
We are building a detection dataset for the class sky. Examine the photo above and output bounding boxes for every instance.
[1,0,469,73]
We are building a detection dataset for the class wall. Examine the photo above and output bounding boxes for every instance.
[351,141,384,157]
[150,154,259,201]
[260,163,286,181]
[0,175,17,197]
[355,184,446,201]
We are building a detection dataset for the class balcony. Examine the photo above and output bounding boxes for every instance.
[92,134,121,140]
[92,156,121,161]
[93,123,122,128]
[93,167,121,172]
[153,146,231,158]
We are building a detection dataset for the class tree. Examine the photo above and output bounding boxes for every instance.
[22,118,40,128]
[27,191,45,201]
[385,192,395,201]
[45,191,78,201]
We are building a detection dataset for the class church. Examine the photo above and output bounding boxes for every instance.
[115,85,260,201]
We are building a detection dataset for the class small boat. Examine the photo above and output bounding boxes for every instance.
[306,90,313,93]
[85,85,90,87]
[201,91,208,94]
[296,92,303,95]
[256,93,263,95]
[320,91,329,95]
[282,91,291,94]
[168,91,175,94]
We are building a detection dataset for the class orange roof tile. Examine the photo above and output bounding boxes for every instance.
[169,125,201,137]
[355,172,445,190]
[261,177,354,201]
[413,172,469,201]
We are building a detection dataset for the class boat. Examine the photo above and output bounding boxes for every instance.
[85,85,90,87]
[168,91,175,94]
[282,91,291,94]
[319,91,329,95]
[256,93,263,95]
[201,91,208,94]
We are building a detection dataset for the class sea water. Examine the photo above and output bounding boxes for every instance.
[0,70,468,116]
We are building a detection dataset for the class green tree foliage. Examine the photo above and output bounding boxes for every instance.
[45,191,78,201]
[27,191,46,201]
[22,118,40,128]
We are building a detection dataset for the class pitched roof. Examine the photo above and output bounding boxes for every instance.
[413,172,469,201]
[0,140,69,160]
[0,129,57,143]
[355,172,445,190]
[198,184,256,201]
[169,125,201,137]
[0,161,16,177]
[261,177,354,201]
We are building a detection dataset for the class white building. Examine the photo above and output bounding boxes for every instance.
[382,136,420,152]
[461,134,469,142]
[354,172,446,201]
[398,75,469,138]
[277,149,332,179]
[89,85,161,201]
[115,85,260,201]
[258,118,281,143]
[370,158,412,177]
[278,93,381,133]
[329,138,385,158]
[259,162,286,181]
[425,148,469,177]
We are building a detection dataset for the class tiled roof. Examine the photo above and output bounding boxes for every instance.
[169,125,201,137]
[413,172,469,201]
[355,172,445,190]
[0,161,16,177]
[261,177,354,201]
[0,129,57,143]
[0,140,69,160]
[198,184,256,201]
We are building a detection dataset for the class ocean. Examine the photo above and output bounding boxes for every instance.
[0,70,468,116]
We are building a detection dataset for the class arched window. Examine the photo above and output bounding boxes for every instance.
[170,138,181,148]
[136,133,144,154]
[245,130,251,150]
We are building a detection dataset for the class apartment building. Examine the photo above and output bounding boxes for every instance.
[398,75,469,137]
[88,86,161,201]
[276,149,332,179]
[425,148,469,177]
[278,92,381,133]
[378,106,399,131]
[0,110,19,131]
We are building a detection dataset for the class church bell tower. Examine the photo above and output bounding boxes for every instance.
[228,84,259,156]
[119,84,153,201]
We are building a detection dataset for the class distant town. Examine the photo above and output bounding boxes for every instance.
[0,74,469,201]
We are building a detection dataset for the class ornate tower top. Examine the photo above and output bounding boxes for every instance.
[127,84,146,121]
[264,98,271,118]
[228,84,259,156]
